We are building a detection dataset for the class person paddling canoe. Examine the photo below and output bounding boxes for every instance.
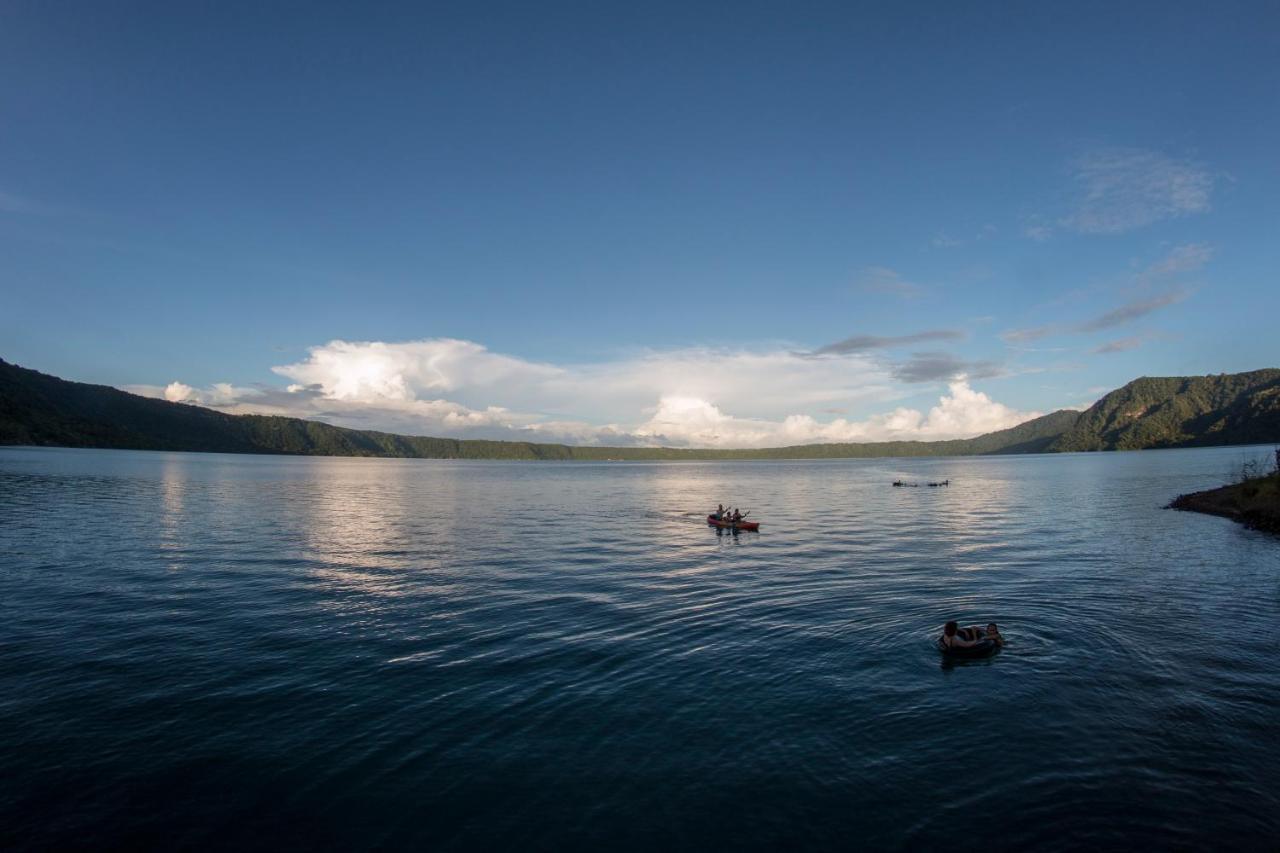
[706,511,759,530]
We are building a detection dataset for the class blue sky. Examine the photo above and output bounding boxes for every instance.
[2,2,1277,446]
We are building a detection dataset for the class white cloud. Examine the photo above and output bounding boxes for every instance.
[1061,147,1214,234]
[156,380,257,406]
[123,338,1039,449]
[630,380,1035,447]
[909,380,1035,437]
[163,381,197,403]
[272,338,561,400]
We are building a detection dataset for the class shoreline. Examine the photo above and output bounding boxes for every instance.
[1169,473,1280,534]
[6,441,1280,465]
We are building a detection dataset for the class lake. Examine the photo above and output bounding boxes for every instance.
[2,445,1277,849]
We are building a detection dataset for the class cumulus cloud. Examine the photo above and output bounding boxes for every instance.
[904,380,1035,438]
[1061,147,1214,234]
[273,338,562,399]
[124,337,1038,449]
[152,381,258,406]
[814,329,964,354]
[163,381,197,402]
[630,380,1035,447]
[267,339,899,426]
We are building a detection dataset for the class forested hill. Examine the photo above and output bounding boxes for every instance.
[1,357,1276,460]
[1048,369,1280,451]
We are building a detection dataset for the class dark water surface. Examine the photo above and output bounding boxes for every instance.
[2,446,1278,850]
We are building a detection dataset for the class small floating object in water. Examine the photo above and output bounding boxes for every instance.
[927,479,951,487]
[892,480,919,487]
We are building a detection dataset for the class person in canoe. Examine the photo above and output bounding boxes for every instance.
[714,504,726,521]
[731,508,744,524]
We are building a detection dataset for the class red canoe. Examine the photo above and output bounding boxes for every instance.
[706,514,761,531]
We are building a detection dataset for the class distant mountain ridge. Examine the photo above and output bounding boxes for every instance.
[1,358,1277,460]
[1049,369,1280,451]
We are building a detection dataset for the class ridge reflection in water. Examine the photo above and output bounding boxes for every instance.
[1,445,1278,850]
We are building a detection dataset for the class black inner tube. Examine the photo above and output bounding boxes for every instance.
[936,636,997,657]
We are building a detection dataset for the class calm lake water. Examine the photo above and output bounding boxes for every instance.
[2,445,1278,850]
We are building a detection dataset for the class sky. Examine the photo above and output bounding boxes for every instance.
[2,1,1277,447]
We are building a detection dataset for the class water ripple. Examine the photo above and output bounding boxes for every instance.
[1,446,1278,849]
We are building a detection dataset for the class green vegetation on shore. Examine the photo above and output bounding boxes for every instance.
[1049,370,1280,451]
[1170,466,1280,534]
[3,357,1279,461]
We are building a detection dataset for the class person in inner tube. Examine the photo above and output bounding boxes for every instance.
[941,620,984,649]
[982,622,1003,646]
